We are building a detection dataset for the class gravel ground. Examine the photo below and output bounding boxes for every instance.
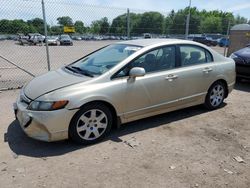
[0,80,249,188]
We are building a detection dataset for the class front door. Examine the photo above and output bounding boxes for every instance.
[113,45,180,120]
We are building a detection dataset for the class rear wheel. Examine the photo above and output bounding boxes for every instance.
[205,81,226,110]
[69,103,113,144]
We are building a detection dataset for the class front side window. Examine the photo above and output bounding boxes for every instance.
[180,45,212,66]
[66,44,141,76]
[115,46,176,77]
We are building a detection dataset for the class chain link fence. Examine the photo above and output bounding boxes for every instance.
[0,0,248,90]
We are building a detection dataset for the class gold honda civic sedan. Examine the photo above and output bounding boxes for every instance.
[14,39,235,144]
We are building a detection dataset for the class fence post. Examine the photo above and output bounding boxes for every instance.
[42,0,51,71]
[127,8,130,39]
[185,0,191,39]
[224,21,230,57]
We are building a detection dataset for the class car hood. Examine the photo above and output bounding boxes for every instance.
[24,68,92,100]
[235,47,250,58]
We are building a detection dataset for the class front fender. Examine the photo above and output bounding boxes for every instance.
[66,95,121,113]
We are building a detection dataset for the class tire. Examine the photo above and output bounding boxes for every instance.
[205,81,226,110]
[69,103,113,144]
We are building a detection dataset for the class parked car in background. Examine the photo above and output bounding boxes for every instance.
[59,34,73,46]
[46,36,58,46]
[0,35,7,41]
[202,33,223,40]
[72,36,82,41]
[18,34,29,45]
[193,36,210,46]
[218,37,230,47]
[144,33,152,39]
[230,45,250,80]
[28,33,45,45]
[193,36,216,46]
[14,39,235,144]
[18,33,44,45]
[206,37,217,46]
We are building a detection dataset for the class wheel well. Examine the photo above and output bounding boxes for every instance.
[79,101,120,128]
[211,79,229,98]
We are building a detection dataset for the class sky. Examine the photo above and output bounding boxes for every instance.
[1,0,250,25]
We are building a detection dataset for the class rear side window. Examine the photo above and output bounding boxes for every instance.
[206,51,213,62]
[180,45,213,66]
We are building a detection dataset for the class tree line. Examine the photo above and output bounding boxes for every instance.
[0,7,249,36]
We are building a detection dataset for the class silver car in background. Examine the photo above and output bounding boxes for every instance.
[14,39,235,144]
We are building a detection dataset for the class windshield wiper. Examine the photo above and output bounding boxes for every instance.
[67,66,94,77]
[65,66,77,73]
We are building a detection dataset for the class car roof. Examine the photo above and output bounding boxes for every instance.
[117,38,200,47]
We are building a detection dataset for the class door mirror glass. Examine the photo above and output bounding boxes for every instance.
[129,67,146,78]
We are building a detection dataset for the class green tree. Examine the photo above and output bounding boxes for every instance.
[168,9,186,34]
[57,16,73,26]
[99,17,109,34]
[234,15,248,25]
[130,13,142,35]
[165,10,175,34]
[110,14,127,35]
[74,20,85,34]
[90,17,110,34]
[27,18,44,34]
[90,20,101,34]
[50,26,63,35]
[137,12,164,34]
[10,19,32,34]
[200,16,222,33]
[167,7,200,35]
[0,19,12,33]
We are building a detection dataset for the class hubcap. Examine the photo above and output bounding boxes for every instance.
[76,109,108,140]
[210,84,224,107]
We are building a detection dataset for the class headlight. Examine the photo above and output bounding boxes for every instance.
[229,53,238,59]
[28,100,68,111]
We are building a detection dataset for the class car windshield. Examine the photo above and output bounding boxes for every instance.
[66,44,142,76]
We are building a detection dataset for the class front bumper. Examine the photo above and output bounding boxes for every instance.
[14,99,77,142]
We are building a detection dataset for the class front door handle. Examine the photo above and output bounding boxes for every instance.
[165,74,178,81]
[203,67,213,73]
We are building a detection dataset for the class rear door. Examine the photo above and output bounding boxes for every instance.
[172,44,217,103]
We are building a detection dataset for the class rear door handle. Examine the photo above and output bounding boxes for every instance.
[203,67,213,73]
[165,74,178,81]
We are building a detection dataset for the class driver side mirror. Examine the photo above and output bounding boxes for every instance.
[129,67,145,80]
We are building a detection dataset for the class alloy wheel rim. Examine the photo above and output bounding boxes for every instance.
[76,109,108,140]
[210,84,224,107]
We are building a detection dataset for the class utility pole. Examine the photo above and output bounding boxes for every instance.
[185,0,191,39]
[127,8,130,39]
[42,0,51,71]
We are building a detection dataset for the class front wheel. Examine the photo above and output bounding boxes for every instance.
[205,81,226,110]
[69,103,113,144]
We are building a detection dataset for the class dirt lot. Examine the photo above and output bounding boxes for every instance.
[0,80,250,188]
